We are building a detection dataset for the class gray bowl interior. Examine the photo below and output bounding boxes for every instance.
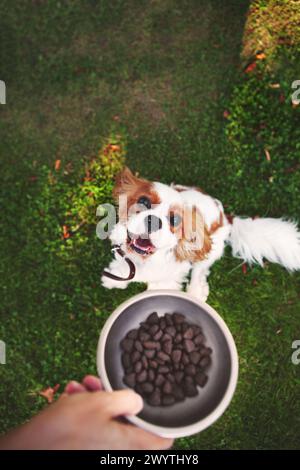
[104,295,232,428]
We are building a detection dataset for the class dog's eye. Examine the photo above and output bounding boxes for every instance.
[169,213,182,227]
[137,196,151,210]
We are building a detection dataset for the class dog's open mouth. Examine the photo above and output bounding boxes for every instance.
[128,235,156,256]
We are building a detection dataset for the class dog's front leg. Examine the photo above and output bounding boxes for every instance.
[101,258,131,290]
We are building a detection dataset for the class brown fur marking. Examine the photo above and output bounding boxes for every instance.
[113,167,161,221]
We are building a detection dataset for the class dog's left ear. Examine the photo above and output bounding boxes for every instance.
[174,205,212,262]
[112,166,152,222]
[112,167,149,201]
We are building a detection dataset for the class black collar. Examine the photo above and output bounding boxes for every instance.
[102,245,136,281]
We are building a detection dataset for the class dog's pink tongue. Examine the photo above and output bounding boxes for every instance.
[137,237,151,247]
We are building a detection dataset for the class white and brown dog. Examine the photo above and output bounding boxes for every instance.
[101,167,300,301]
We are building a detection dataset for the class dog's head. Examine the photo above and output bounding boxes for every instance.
[112,167,212,261]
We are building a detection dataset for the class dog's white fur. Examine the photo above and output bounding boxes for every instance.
[101,169,300,301]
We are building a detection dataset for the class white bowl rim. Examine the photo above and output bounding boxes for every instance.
[97,289,239,438]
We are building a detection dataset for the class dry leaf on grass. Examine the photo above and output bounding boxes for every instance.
[244,62,257,74]
[62,225,70,239]
[38,384,60,404]
[54,159,61,171]
[264,149,271,162]
[256,52,266,60]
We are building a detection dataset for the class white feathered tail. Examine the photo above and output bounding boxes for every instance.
[227,217,300,271]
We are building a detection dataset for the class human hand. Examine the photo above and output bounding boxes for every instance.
[0,375,174,450]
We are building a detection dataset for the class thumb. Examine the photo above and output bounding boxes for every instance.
[101,389,144,418]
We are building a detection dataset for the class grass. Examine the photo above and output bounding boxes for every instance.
[0,0,300,449]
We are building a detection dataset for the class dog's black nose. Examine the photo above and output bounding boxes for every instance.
[145,215,162,233]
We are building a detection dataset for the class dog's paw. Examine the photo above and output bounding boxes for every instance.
[101,274,129,290]
[187,281,209,302]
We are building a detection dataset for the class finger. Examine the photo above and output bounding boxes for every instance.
[64,381,86,394]
[82,375,102,392]
[116,422,174,450]
[101,390,143,418]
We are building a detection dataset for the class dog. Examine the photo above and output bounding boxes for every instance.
[101,167,300,301]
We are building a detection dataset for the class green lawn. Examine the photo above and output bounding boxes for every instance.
[0,0,300,449]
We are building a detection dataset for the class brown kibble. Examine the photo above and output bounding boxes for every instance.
[158,365,169,374]
[182,352,190,365]
[149,360,158,369]
[174,333,182,344]
[139,331,151,342]
[140,382,154,394]
[157,351,170,362]
[143,341,158,350]
[162,340,172,355]
[135,340,143,353]
[124,373,136,388]
[161,333,172,343]
[156,357,166,365]
[127,329,138,340]
[166,373,175,383]
[145,349,156,359]
[181,322,189,334]
[190,351,201,365]
[174,371,184,383]
[136,370,147,383]
[140,322,150,331]
[131,350,141,363]
[163,381,173,394]
[183,377,198,397]
[153,329,163,341]
[149,324,159,336]
[183,327,194,339]
[121,311,212,407]
[155,374,165,387]
[173,313,185,324]
[202,346,212,356]
[173,384,185,401]
[172,349,182,363]
[141,355,148,370]
[121,353,131,369]
[183,339,195,353]
[165,314,173,326]
[134,360,143,374]
[147,388,161,406]
[199,356,212,368]
[192,325,202,335]
[194,334,204,345]
[185,364,196,376]
[120,338,134,352]
[162,394,175,406]
[148,369,155,382]
[134,383,143,395]
[165,326,176,337]
[195,372,208,387]
[146,312,159,324]
[183,382,198,397]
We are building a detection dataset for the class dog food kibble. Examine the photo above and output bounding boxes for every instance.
[120,312,212,406]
